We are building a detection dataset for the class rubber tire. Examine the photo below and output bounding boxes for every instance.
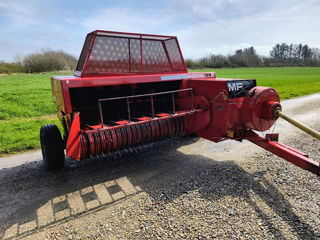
[40,124,65,172]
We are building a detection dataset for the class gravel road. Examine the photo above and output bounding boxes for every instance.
[0,93,319,240]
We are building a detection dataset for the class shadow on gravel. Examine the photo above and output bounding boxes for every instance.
[0,136,318,239]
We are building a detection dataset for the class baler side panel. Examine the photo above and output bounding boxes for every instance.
[187,79,225,100]
[51,78,70,133]
[186,78,254,140]
[51,77,65,115]
[187,79,228,140]
[51,78,75,136]
[61,81,73,114]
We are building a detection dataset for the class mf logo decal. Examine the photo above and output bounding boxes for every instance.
[227,80,256,98]
[228,82,243,92]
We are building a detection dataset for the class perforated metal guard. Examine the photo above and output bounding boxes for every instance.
[75,30,187,77]
[75,33,94,74]
[165,39,186,71]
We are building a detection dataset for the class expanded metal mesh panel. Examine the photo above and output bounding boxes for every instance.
[76,31,187,76]
[142,40,171,72]
[75,33,94,73]
[85,36,130,75]
[165,39,185,71]
[129,39,141,72]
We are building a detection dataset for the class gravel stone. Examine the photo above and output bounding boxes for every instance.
[0,95,319,239]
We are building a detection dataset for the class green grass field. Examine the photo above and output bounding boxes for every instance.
[1,67,320,156]
[0,72,71,156]
[193,67,320,99]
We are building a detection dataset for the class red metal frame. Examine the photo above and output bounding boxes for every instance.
[75,30,188,78]
[93,29,178,39]
[51,30,320,176]
[140,35,143,72]
[97,88,193,127]
[245,130,320,175]
[53,72,216,114]
[175,36,188,73]
[81,33,97,78]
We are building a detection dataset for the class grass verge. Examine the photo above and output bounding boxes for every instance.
[0,117,61,157]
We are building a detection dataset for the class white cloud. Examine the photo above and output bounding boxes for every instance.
[170,0,276,20]
[0,0,320,61]
[0,0,56,27]
[174,0,320,58]
[79,7,178,34]
[0,0,84,61]
[80,0,320,59]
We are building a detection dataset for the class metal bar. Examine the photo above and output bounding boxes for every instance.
[95,34,170,42]
[81,70,188,78]
[97,88,193,128]
[191,90,194,110]
[162,41,173,71]
[128,38,131,73]
[275,110,320,141]
[126,98,131,122]
[140,36,143,72]
[98,101,104,128]
[172,93,176,114]
[171,37,188,72]
[98,88,193,102]
[245,130,320,176]
[95,30,177,39]
[275,141,309,157]
[81,32,97,77]
[151,96,155,118]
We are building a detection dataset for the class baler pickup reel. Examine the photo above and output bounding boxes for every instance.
[41,30,320,176]
[77,88,203,159]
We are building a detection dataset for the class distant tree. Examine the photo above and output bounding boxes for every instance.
[23,50,77,73]
[243,46,256,56]
[270,43,289,60]
[311,48,320,61]
[301,44,312,61]
[185,58,194,68]
[288,44,294,60]
[270,44,280,59]
[229,49,246,66]
[145,43,320,69]
[293,44,303,60]
[206,54,230,68]
[228,46,261,67]
[0,62,25,74]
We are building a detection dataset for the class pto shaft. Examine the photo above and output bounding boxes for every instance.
[274,108,320,141]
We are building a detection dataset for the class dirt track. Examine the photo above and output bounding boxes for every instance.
[0,93,319,239]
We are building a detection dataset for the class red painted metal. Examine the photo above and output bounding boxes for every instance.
[81,33,97,78]
[75,30,187,77]
[66,113,81,160]
[174,37,188,72]
[245,130,320,175]
[50,30,319,176]
[140,36,143,72]
[241,87,280,131]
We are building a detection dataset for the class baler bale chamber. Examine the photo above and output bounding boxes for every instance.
[41,30,320,175]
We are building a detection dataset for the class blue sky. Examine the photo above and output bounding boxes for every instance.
[0,0,320,62]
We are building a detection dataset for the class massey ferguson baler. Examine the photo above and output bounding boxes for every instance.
[41,30,320,175]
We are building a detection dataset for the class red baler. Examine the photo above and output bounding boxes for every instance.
[40,30,320,175]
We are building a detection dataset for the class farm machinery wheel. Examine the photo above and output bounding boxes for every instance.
[40,124,65,171]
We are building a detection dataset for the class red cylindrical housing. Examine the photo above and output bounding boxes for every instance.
[241,86,281,131]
